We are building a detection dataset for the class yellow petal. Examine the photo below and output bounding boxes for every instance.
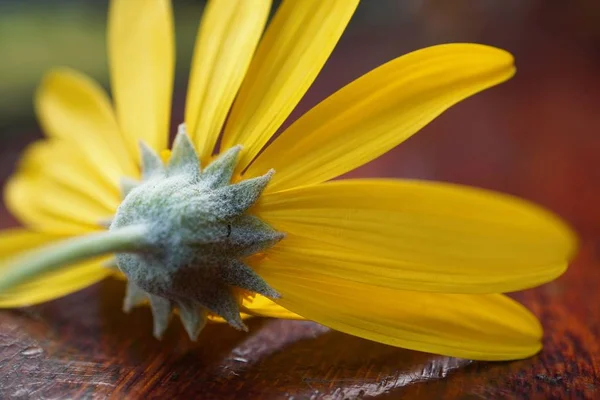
[5,140,119,235]
[220,0,358,169]
[242,294,304,320]
[208,313,253,323]
[108,0,174,155]
[247,44,516,193]
[254,179,576,293]
[249,268,542,361]
[0,229,65,257]
[0,229,111,307]
[185,0,271,163]
[36,68,137,184]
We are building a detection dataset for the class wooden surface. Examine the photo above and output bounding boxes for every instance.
[0,250,597,400]
[1,2,600,399]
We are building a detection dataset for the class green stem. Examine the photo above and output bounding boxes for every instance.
[0,225,150,292]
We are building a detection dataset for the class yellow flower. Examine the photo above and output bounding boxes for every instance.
[0,0,577,361]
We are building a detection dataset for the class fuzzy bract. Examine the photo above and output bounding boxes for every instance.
[111,125,283,339]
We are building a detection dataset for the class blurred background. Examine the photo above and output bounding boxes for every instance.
[1,0,599,235]
[1,1,599,397]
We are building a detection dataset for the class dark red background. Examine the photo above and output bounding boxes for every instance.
[1,1,599,398]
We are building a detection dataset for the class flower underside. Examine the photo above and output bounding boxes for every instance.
[109,124,283,340]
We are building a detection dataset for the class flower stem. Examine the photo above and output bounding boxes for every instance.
[0,225,150,292]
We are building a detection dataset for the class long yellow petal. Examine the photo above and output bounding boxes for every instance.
[242,294,304,320]
[36,68,137,184]
[0,229,111,307]
[247,44,516,193]
[249,268,542,361]
[254,180,576,293]
[220,0,358,169]
[108,0,174,155]
[5,140,119,235]
[185,0,271,162]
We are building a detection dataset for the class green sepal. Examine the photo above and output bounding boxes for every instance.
[177,300,207,341]
[112,131,281,340]
[140,141,165,180]
[168,124,201,180]
[201,145,242,189]
[205,170,274,220]
[220,259,281,299]
[120,177,140,198]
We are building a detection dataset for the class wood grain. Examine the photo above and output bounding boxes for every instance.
[0,237,597,399]
[1,1,600,399]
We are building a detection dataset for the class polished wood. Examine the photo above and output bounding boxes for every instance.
[1,2,600,399]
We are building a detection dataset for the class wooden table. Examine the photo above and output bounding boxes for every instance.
[1,2,599,399]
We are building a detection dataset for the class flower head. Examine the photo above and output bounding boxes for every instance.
[0,0,577,361]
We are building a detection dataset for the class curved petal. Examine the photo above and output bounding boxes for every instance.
[5,140,120,235]
[249,268,543,361]
[185,0,271,162]
[0,229,111,307]
[253,180,577,293]
[242,294,304,320]
[108,0,174,155]
[220,0,358,169]
[247,44,516,193]
[36,68,137,183]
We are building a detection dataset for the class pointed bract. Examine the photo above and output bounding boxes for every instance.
[120,177,140,197]
[140,141,165,180]
[207,169,274,219]
[221,259,280,299]
[201,145,242,189]
[228,215,285,257]
[114,132,280,339]
[149,294,172,339]
[123,281,147,312]
[168,124,201,179]
[191,282,247,331]
[177,300,207,341]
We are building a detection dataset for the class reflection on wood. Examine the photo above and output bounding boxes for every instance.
[1,0,600,398]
